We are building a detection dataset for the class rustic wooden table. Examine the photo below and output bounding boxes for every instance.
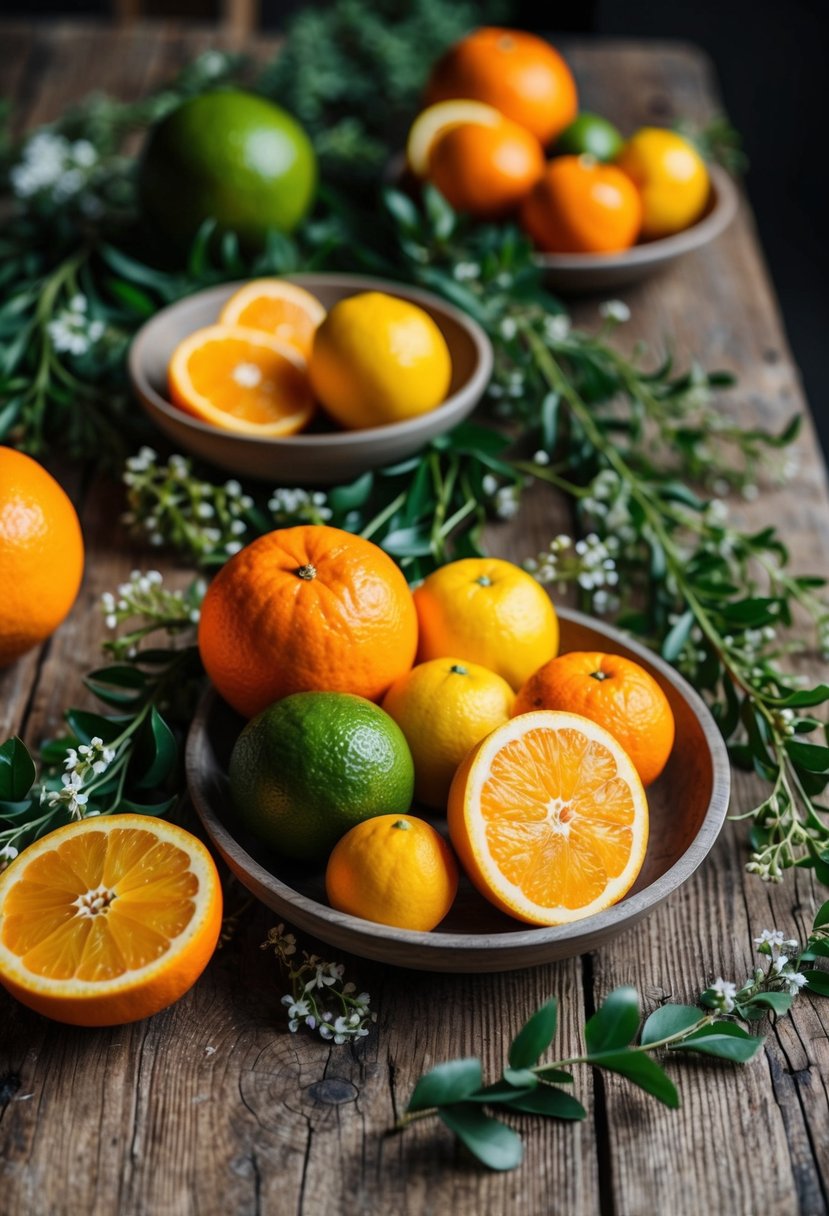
[1,22,828,1216]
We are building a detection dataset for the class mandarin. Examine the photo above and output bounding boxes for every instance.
[520,155,642,254]
[427,117,544,218]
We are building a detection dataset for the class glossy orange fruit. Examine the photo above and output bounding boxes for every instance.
[520,155,642,254]
[406,99,503,177]
[0,447,84,667]
[615,127,710,239]
[0,815,223,1026]
[219,279,326,360]
[326,813,458,932]
[447,711,649,925]
[168,324,315,436]
[513,651,675,786]
[427,116,544,218]
[198,524,418,718]
[413,557,559,692]
[426,27,578,147]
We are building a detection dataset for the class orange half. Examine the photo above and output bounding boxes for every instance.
[0,814,223,1026]
[219,279,326,360]
[168,324,316,436]
[447,710,649,926]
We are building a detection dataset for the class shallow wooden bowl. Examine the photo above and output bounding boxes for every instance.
[128,274,493,485]
[535,165,738,293]
[187,606,730,972]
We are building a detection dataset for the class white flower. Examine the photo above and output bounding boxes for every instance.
[709,977,738,1013]
[453,261,480,282]
[754,929,795,959]
[0,844,19,862]
[544,313,571,342]
[533,450,550,466]
[599,299,631,324]
[786,972,808,993]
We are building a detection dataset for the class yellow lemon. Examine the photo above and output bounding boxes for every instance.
[309,291,452,430]
[382,657,515,809]
[615,127,709,239]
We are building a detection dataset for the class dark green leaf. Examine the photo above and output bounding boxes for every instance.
[533,1066,574,1084]
[65,711,124,746]
[0,737,36,801]
[508,998,558,1069]
[661,611,694,663]
[813,900,829,930]
[465,1081,536,1104]
[720,597,779,627]
[779,686,829,709]
[383,187,420,233]
[585,986,640,1054]
[423,184,456,240]
[802,969,829,997]
[785,741,829,773]
[540,392,560,450]
[801,939,829,961]
[381,527,434,558]
[747,992,793,1016]
[407,1058,483,1113]
[504,1086,586,1120]
[502,1067,538,1089]
[115,796,177,817]
[640,1004,703,1046]
[671,1021,764,1062]
[587,1049,679,1108]
[131,708,178,790]
[438,1104,523,1171]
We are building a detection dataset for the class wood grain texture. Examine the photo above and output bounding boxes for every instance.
[0,23,827,1216]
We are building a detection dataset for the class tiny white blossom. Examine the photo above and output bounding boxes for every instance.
[709,977,738,1013]
[599,299,631,324]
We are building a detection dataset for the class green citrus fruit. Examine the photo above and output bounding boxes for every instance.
[554,113,624,162]
[138,90,316,250]
[228,692,415,862]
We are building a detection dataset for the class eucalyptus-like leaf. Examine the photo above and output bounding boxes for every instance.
[438,1104,524,1172]
[661,611,694,663]
[0,737,36,801]
[747,992,793,1016]
[407,1057,483,1113]
[502,1067,538,1090]
[130,707,178,790]
[813,900,829,930]
[587,1049,679,1108]
[464,1081,537,1104]
[585,986,640,1054]
[670,1022,764,1062]
[802,969,829,997]
[508,998,558,1069]
[502,1086,586,1121]
[640,1004,704,1046]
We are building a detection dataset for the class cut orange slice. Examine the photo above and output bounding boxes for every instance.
[447,711,649,926]
[0,814,222,1026]
[219,279,326,360]
[168,324,316,436]
[406,99,503,177]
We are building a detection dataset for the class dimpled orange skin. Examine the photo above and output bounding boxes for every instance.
[426,27,578,147]
[0,447,84,667]
[513,651,675,786]
[325,813,459,932]
[520,156,643,254]
[197,525,418,719]
[427,118,545,219]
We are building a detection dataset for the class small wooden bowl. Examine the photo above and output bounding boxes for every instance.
[187,607,730,972]
[535,165,738,293]
[128,274,493,486]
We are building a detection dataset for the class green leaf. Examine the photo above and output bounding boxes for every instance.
[508,998,558,1069]
[747,992,793,1016]
[0,737,36,801]
[802,969,829,996]
[533,1066,574,1084]
[640,1004,703,1046]
[131,708,178,790]
[585,986,640,1054]
[813,900,829,930]
[381,527,434,557]
[540,392,560,450]
[383,187,420,233]
[721,597,780,627]
[779,686,829,709]
[661,611,694,663]
[801,939,829,961]
[115,795,177,817]
[502,1067,538,1089]
[465,1081,536,1104]
[438,1104,523,1171]
[423,183,456,240]
[65,710,124,746]
[502,1086,586,1120]
[671,1021,764,1062]
[785,740,829,773]
[587,1049,679,1108]
[407,1058,483,1113]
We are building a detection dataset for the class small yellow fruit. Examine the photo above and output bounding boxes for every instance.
[616,127,709,239]
[382,658,515,808]
[309,291,452,430]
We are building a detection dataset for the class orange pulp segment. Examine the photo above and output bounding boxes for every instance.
[447,710,649,926]
[219,279,327,359]
[0,814,223,1025]
[168,324,315,436]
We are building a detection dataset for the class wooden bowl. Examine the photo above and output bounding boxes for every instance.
[187,606,730,972]
[128,274,493,486]
[535,165,738,293]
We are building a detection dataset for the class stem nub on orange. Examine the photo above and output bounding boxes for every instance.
[198,525,418,718]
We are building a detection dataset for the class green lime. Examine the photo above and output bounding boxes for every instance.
[138,90,317,250]
[554,113,624,162]
[228,692,415,862]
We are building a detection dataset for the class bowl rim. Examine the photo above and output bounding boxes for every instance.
[128,272,494,448]
[186,605,731,960]
[532,164,738,271]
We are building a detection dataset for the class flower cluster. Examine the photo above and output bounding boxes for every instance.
[10,131,100,208]
[262,924,375,1045]
[41,736,116,820]
[0,844,19,874]
[46,294,106,358]
[268,487,333,525]
[703,927,810,1015]
[100,568,204,660]
[526,533,620,612]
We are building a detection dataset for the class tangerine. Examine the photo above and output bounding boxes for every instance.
[520,155,642,254]
[427,117,544,218]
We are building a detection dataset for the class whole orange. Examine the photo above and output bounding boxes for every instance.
[520,156,642,254]
[513,651,675,786]
[427,117,544,218]
[326,813,458,932]
[426,27,578,147]
[413,557,558,692]
[0,447,84,667]
[198,524,418,718]
[615,127,709,239]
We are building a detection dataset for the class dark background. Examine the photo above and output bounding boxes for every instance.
[4,0,829,451]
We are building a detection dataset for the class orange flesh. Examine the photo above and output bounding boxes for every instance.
[2,828,198,982]
[184,338,310,424]
[480,726,636,910]
[232,298,319,355]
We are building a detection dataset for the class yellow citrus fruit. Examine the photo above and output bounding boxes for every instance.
[168,324,315,436]
[218,279,326,360]
[0,815,223,1026]
[325,813,458,931]
[406,98,503,177]
[448,711,649,926]
[413,557,558,691]
[0,447,84,667]
[615,127,709,239]
[308,292,452,430]
[382,657,515,808]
